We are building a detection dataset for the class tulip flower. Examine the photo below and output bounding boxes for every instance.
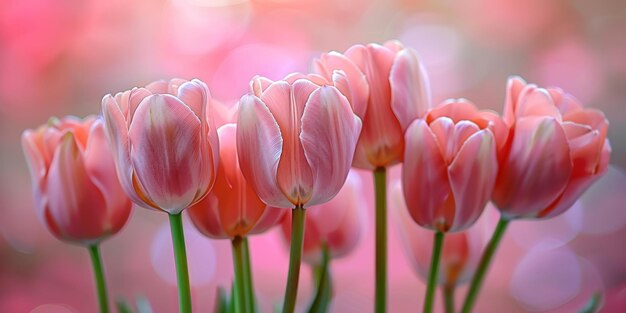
[188,123,285,312]
[189,124,285,240]
[402,99,502,313]
[313,40,430,169]
[493,76,611,219]
[313,40,431,312]
[402,99,503,233]
[461,77,611,313]
[237,74,361,313]
[22,116,132,313]
[279,172,366,312]
[392,182,490,313]
[102,78,219,313]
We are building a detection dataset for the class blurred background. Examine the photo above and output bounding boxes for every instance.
[1,0,626,312]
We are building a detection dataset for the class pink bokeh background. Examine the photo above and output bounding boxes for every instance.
[2,0,626,312]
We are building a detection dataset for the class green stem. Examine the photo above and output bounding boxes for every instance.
[424,231,444,313]
[374,167,387,313]
[232,236,248,313]
[461,217,510,313]
[88,244,109,313]
[283,205,306,313]
[308,243,331,313]
[443,285,455,313]
[242,237,256,312]
[169,213,192,313]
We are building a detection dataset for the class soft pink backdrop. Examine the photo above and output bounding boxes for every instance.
[2,0,626,312]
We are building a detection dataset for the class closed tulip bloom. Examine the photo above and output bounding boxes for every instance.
[188,123,285,239]
[493,76,611,219]
[22,116,132,244]
[237,74,362,208]
[102,78,219,215]
[392,183,489,287]
[402,99,504,232]
[280,172,366,265]
[313,40,431,169]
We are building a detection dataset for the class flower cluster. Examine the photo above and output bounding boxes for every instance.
[22,40,610,313]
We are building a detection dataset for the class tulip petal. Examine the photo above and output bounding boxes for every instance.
[249,75,274,96]
[128,94,205,214]
[261,80,316,205]
[516,88,562,121]
[564,109,608,137]
[188,193,228,238]
[539,139,610,218]
[249,206,287,235]
[46,133,108,241]
[301,86,362,206]
[427,99,478,123]
[314,51,369,117]
[102,94,143,206]
[494,117,572,218]
[448,130,497,232]
[128,88,153,124]
[22,129,48,191]
[84,119,131,220]
[145,79,169,94]
[353,44,405,168]
[384,40,405,52]
[177,79,209,121]
[549,89,584,114]
[403,119,452,231]
[503,76,527,126]
[390,48,431,130]
[429,117,455,162]
[216,124,267,237]
[237,95,292,208]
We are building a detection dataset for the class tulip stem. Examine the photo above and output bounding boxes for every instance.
[461,217,510,313]
[88,244,109,313]
[309,243,331,313]
[283,205,306,313]
[232,236,248,313]
[242,237,256,312]
[424,231,444,313]
[374,167,387,313]
[443,285,455,313]
[169,213,192,313]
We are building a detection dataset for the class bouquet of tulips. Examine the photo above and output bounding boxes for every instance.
[22,40,610,313]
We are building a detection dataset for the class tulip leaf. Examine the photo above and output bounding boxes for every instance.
[115,298,135,313]
[308,243,332,313]
[579,292,603,313]
[215,286,229,313]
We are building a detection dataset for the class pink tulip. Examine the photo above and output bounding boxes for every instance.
[402,99,504,232]
[188,123,286,239]
[102,78,219,215]
[236,74,362,208]
[313,40,431,169]
[392,183,490,286]
[22,116,132,244]
[493,76,611,219]
[280,172,366,265]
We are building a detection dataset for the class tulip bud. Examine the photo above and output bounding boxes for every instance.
[493,76,611,219]
[102,78,219,215]
[22,116,132,244]
[237,74,362,208]
[188,124,285,239]
[402,99,504,232]
[313,40,431,169]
